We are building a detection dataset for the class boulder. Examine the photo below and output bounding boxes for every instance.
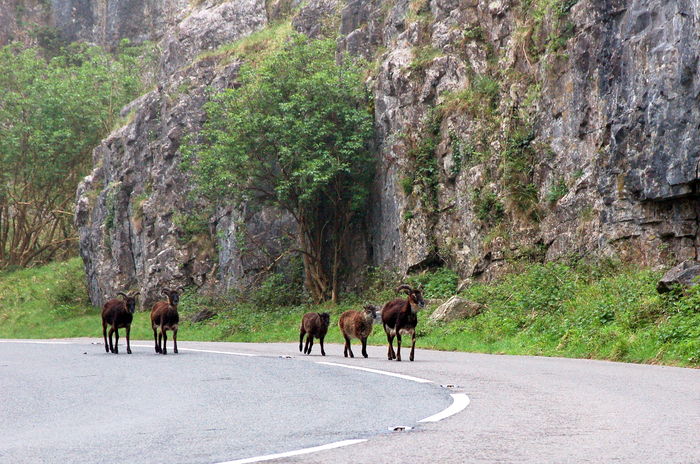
[656,261,700,293]
[430,296,483,323]
[190,309,217,323]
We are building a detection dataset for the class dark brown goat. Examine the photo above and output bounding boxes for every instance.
[150,287,182,355]
[381,284,425,361]
[101,291,139,354]
[299,312,330,356]
[338,305,380,358]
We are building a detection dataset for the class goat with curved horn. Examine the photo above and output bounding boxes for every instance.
[381,284,426,361]
[101,291,140,354]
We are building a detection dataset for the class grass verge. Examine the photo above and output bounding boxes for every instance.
[0,258,698,367]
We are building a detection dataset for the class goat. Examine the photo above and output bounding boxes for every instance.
[299,312,330,356]
[338,304,380,358]
[150,287,183,355]
[381,284,425,361]
[101,291,140,354]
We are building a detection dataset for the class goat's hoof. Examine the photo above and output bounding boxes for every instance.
[363,354,368,358]
[174,349,178,354]
[127,349,132,354]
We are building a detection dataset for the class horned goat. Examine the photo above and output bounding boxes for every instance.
[101,291,139,354]
[381,284,425,361]
[150,287,182,355]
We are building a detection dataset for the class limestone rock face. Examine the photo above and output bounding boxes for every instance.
[37,0,699,304]
[430,296,484,322]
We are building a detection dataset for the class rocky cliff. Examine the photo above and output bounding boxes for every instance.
[20,0,696,305]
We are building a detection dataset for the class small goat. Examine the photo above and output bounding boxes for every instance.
[381,284,425,361]
[299,312,330,356]
[101,291,139,354]
[150,287,182,355]
[338,305,380,358]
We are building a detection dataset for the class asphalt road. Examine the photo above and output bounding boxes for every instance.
[0,340,450,464]
[1,339,699,464]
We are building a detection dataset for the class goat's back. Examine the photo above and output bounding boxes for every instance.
[300,312,329,337]
[381,298,417,331]
[102,299,133,327]
[339,310,373,339]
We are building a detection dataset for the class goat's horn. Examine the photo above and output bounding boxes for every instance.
[117,292,128,299]
[177,286,186,293]
[130,292,140,297]
[161,288,171,295]
[395,284,412,294]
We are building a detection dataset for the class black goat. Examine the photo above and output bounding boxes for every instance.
[299,312,330,356]
[150,287,182,355]
[101,291,139,354]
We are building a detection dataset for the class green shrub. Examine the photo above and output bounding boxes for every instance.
[407,267,460,299]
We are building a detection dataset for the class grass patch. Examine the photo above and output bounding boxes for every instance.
[1,259,698,367]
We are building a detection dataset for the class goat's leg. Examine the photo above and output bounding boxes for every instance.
[344,335,353,358]
[319,335,326,356]
[108,327,115,353]
[153,327,160,353]
[307,336,314,355]
[409,330,416,362]
[113,327,120,354]
[161,327,168,355]
[299,330,305,352]
[173,328,178,354]
[385,331,395,360]
[102,321,109,353]
[395,332,402,362]
[126,325,132,354]
[361,337,368,358]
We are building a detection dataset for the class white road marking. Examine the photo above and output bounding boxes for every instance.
[316,361,433,383]
[131,344,258,357]
[0,340,71,344]
[214,439,368,464]
[418,393,470,422]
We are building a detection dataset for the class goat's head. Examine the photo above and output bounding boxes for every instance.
[161,287,185,306]
[117,291,140,314]
[319,312,331,327]
[363,304,381,323]
[396,284,426,311]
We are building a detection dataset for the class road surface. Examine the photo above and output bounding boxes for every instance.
[1,339,698,463]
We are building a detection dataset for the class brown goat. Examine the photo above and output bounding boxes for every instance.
[381,284,425,361]
[101,291,139,354]
[338,305,380,358]
[150,287,182,355]
[299,312,330,356]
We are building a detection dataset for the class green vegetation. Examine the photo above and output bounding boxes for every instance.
[0,40,156,269]
[2,258,698,367]
[183,33,374,304]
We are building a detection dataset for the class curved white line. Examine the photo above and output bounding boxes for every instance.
[418,393,470,423]
[214,439,368,464]
[316,361,433,383]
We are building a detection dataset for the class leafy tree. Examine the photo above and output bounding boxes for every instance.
[0,40,155,268]
[183,34,375,303]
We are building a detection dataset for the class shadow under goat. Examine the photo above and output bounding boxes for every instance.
[101,291,139,354]
[150,287,182,355]
[338,304,380,358]
[299,312,330,356]
[381,284,425,362]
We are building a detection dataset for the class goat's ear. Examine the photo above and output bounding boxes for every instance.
[177,286,186,294]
